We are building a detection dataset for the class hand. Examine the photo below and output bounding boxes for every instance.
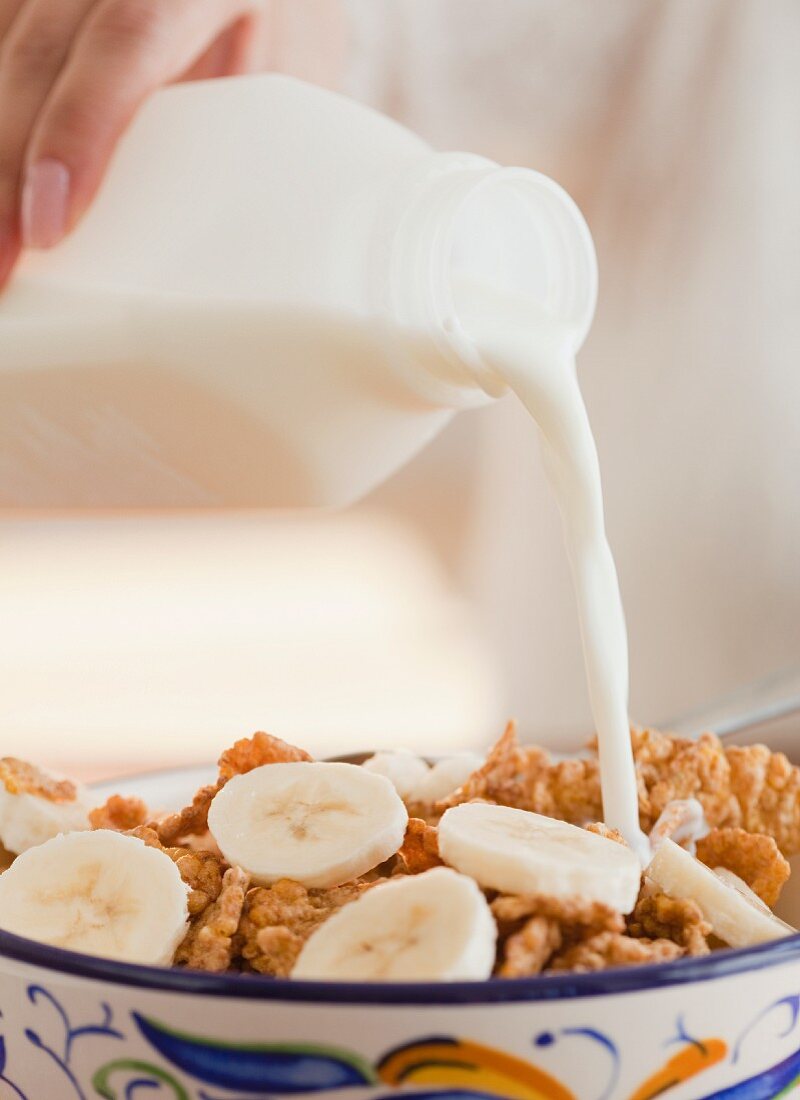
[0,0,261,285]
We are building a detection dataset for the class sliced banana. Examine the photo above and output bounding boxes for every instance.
[411,752,484,804]
[647,838,795,948]
[208,761,408,889]
[292,866,497,981]
[0,758,90,855]
[0,830,189,964]
[439,802,641,913]
[362,751,430,799]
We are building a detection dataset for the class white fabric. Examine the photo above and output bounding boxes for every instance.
[337,0,800,743]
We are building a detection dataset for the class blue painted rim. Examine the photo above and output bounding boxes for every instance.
[1,928,799,1004]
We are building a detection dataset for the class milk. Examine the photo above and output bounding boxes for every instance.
[0,75,646,850]
[454,280,648,856]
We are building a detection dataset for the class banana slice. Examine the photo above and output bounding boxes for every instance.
[647,838,795,948]
[411,752,484,804]
[0,758,90,855]
[362,751,430,799]
[439,802,641,912]
[0,830,189,964]
[292,866,497,981]
[207,761,408,889]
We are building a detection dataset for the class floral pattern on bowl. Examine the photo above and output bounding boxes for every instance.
[0,965,799,1099]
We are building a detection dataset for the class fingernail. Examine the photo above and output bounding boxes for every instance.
[21,158,70,249]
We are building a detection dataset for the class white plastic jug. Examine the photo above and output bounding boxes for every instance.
[0,75,596,508]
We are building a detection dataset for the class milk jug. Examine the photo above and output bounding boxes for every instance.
[0,74,596,508]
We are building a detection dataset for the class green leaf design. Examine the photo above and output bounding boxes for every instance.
[93,1058,189,1100]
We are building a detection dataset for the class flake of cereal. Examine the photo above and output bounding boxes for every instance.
[437,722,603,824]
[491,893,624,937]
[548,931,683,972]
[585,822,627,845]
[627,891,711,956]
[175,866,250,971]
[127,825,226,916]
[236,879,370,977]
[0,758,77,803]
[497,916,562,977]
[155,784,219,846]
[725,745,800,857]
[217,731,312,782]
[696,827,790,907]
[397,819,442,874]
[633,729,739,833]
[171,849,226,916]
[89,794,149,832]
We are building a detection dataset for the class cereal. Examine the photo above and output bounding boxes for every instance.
[437,722,603,825]
[585,821,627,845]
[175,866,250,971]
[631,729,738,833]
[497,916,562,977]
[397,819,442,874]
[491,893,624,937]
[128,825,225,915]
[237,879,371,977]
[548,931,684,972]
[127,824,164,849]
[696,827,790,907]
[245,925,302,978]
[217,731,312,782]
[4,724,796,977]
[492,893,624,976]
[171,848,226,916]
[628,890,711,956]
[0,758,76,803]
[726,745,800,857]
[89,794,150,832]
[156,784,219,847]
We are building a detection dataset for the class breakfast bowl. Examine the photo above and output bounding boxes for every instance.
[1,765,800,1100]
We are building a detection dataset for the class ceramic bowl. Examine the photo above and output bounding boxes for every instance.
[0,765,799,1100]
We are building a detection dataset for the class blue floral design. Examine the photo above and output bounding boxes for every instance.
[23,984,123,1100]
[133,1012,377,1093]
[533,1024,619,1100]
[732,994,800,1064]
[0,1015,27,1100]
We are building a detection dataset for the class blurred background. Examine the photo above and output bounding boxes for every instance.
[2,0,799,777]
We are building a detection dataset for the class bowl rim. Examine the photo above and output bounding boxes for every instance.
[1,928,799,1004]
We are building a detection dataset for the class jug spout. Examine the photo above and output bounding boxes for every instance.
[381,153,598,403]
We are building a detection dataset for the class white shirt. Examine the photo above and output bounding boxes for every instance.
[338,0,800,742]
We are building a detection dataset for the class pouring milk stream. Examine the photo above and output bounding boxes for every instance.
[0,75,649,857]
